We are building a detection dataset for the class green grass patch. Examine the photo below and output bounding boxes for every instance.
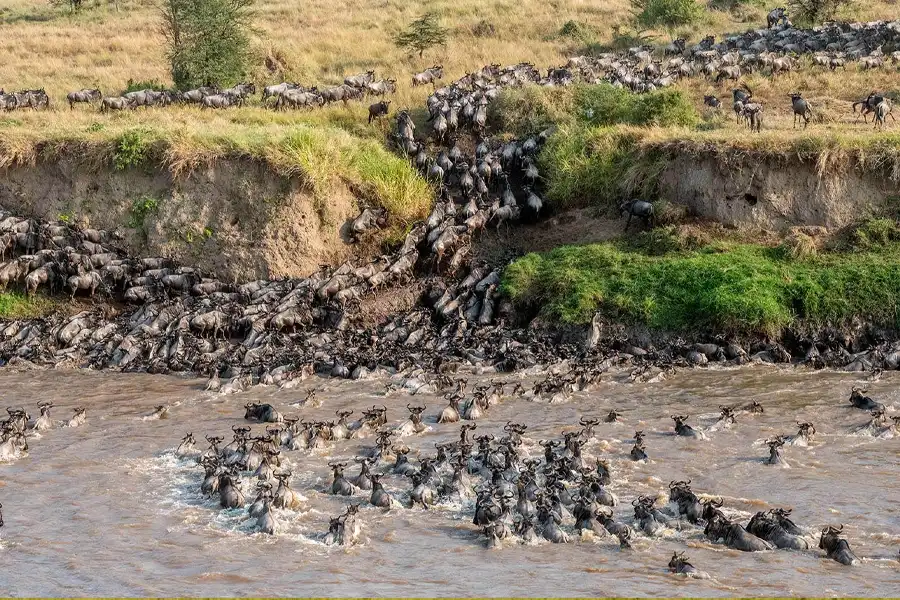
[491,83,699,137]
[0,292,58,319]
[539,126,666,210]
[502,240,900,335]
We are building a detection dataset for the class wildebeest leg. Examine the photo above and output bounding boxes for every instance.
[624,213,632,231]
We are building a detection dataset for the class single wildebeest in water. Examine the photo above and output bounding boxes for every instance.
[848,387,884,411]
[368,100,391,124]
[620,200,654,231]
[668,551,707,578]
[819,525,859,565]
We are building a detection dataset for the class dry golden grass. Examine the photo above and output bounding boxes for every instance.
[0,0,898,146]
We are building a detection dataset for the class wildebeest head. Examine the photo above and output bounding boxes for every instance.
[819,524,843,550]
[668,551,691,572]
[797,421,816,438]
[701,497,724,522]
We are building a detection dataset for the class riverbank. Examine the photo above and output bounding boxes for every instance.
[0,123,430,281]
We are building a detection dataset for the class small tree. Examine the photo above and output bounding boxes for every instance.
[157,0,255,90]
[631,0,702,31]
[394,13,448,58]
[787,0,852,26]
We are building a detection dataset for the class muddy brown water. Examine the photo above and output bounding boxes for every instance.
[1,366,898,597]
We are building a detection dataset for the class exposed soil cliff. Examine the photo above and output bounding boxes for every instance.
[0,157,358,282]
[658,152,900,230]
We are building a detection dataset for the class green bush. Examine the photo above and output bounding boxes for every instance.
[113,129,152,170]
[128,196,160,229]
[502,241,900,334]
[0,292,56,318]
[490,84,698,137]
[538,126,666,210]
[851,218,899,250]
[631,0,703,29]
[489,87,577,137]
[788,0,854,27]
[576,85,699,127]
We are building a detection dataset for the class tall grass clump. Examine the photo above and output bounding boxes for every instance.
[261,125,432,225]
[539,126,666,210]
[502,241,900,335]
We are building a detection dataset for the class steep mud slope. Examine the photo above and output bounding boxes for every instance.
[0,157,357,282]
[658,151,900,231]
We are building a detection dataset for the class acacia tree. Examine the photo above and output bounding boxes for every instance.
[394,13,449,58]
[157,0,255,90]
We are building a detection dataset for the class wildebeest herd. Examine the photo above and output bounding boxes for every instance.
[134,366,895,577]
[2,16,897,132]
[2,11,900,577]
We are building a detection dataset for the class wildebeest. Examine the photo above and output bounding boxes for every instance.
[201,93,234,109]
[344,70,376,88]
[668,551,707,577]
[747,509,809,549]
[244,403,283,423]
[277,89,324,110]
[412,66,444,87]
[853,93,885,123]
[368,100,391,124]
[819,525,858,565]
[789,92,812,128]
[620,200,654,231]
[67,88,102,109]
[703,95,721,108]
[767,7,788,28]
[742,102,763,132]
[848,387,884,411]
[715,66,741,82]
[367,79,397,97]
[705,511,773,551]
[873,100,893,131]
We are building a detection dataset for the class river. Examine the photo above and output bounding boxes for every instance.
[0,366,898,596]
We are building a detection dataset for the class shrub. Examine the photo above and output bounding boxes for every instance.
[113,129,152,170]
[122,79,169,94]
[539,127,643,209]
[631,0,703,30]
[577,85,699,127]
[489,87,577,137]
[128,196,159,228]
[158,0,255,90]
[471,20,496,38]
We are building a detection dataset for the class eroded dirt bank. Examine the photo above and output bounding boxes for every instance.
[0,157,358,282]
[658,152,900,230]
